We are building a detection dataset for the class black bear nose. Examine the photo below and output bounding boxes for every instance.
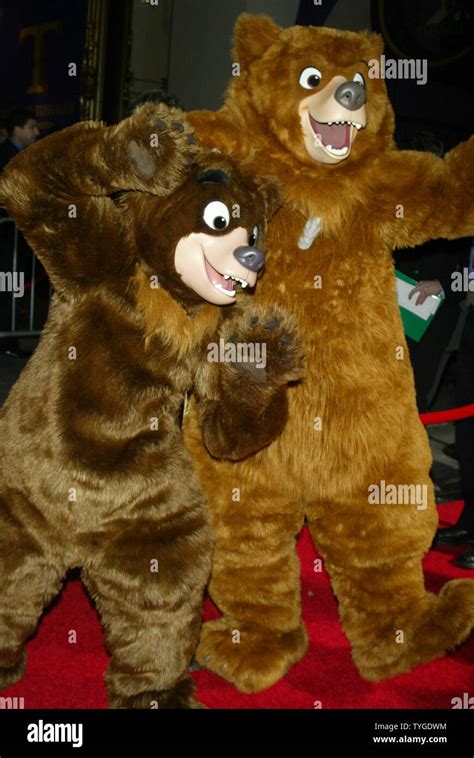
[334,81,366,111]
[233,246,265,272]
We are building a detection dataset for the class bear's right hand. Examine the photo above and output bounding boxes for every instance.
[103,102,199,194]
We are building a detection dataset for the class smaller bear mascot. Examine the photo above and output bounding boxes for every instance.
[0,103,303,708]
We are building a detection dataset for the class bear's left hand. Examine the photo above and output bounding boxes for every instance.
[196,305,304,460]
[216,305,305,399]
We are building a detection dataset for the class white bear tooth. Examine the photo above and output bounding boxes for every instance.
[241,281,248,288]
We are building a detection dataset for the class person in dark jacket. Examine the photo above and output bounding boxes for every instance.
[0,109,38,172]
[436,269,474,569]
[395,237,470,412]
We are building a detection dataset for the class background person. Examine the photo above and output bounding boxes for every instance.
[0,108,39,171]
[0,108,42,357]
[436,246,474,569]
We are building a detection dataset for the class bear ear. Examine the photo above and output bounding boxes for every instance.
[366,32,385,58]
[255,174,283,220]
[233,14,281,67]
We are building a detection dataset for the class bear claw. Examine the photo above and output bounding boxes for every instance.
[263,319,279,331]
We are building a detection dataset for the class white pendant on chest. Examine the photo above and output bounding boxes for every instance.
[298,216,321,250]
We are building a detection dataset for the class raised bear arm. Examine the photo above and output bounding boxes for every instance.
[0,104,197,291]
[195,305,304,461]
[187,108,254,166]
[374,138,474,250]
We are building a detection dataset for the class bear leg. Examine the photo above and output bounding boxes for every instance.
[0,489,65,690]
[307,484,474,681]
[81,492,212,709]
[195,490,307,693]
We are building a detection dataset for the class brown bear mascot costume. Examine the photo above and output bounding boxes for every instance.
[0,102,303,708]
[184,16,474,690]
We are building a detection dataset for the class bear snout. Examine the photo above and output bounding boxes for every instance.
[233,246,265,272]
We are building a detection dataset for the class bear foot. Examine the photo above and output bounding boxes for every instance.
[0,650,27,690]
[353,579,474,682]
[196,619,308,693]
[108,676,203,709]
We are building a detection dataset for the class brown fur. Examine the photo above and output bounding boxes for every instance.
[184,16,474,690]
[0,102,300,707]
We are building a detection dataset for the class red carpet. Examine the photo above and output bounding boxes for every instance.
[2,502,473,709]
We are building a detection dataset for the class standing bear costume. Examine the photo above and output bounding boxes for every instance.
[184,15,474,690]
[0,102,303,708]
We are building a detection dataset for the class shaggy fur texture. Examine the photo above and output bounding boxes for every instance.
[184,16,474,691]
[0,102,302,707]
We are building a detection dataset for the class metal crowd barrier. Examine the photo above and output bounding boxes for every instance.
[0,216,50,338]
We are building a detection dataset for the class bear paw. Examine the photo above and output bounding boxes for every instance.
[107,102,199,193]
[353,579,474,682]
[219,305,305,392]
[108,676,204,709]
[0,650,27,691]
[196,619,308,693]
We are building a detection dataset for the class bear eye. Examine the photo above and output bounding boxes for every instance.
[299,67,322,89]
[203,201,230,231]
[249,225,259,246]
[353,72,365,87]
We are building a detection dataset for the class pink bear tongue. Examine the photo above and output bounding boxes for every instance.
[312,120,350,149]
[204,258,235,291]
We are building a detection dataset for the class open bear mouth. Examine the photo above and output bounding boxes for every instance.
[309,114,362,157]
[204,256,249,298]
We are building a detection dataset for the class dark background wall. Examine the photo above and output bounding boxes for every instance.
[0,0,472,146]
